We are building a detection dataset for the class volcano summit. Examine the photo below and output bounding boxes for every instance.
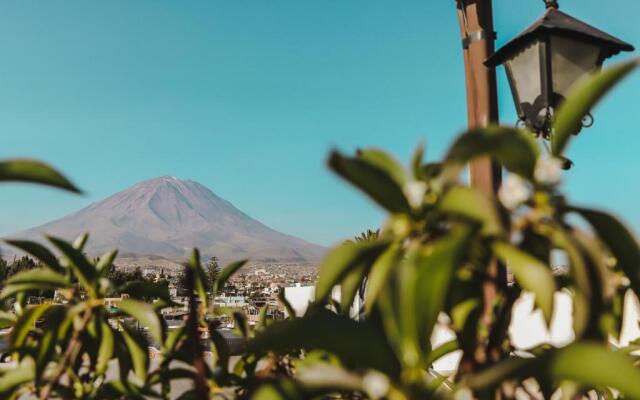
[8,176,326,265]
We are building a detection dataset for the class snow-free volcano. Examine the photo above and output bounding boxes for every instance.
[7,176,326,264]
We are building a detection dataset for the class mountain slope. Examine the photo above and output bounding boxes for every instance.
[7,176,326,264]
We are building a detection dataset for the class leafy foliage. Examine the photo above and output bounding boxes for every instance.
[0,59,639,399]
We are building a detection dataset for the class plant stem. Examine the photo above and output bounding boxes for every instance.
[39,307,93,400]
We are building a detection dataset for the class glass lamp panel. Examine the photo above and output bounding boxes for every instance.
[550,35,601,98]
[505,41,543,123]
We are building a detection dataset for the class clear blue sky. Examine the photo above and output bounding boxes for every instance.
[0,1,638,246]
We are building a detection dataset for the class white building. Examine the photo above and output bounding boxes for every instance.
[283,283,362,320]
[284,285,640,374]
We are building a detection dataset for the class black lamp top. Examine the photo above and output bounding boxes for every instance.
[486,7,634,67]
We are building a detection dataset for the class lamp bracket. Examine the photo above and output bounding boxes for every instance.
[462,30,497,49]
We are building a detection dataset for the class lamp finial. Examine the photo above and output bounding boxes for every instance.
[544,0,559,9]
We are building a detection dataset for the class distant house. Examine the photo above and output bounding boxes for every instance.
[214,294,247,308]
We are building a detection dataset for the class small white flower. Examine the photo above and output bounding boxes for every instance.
[363,371,390,399]
[403,181,427,209]
[454,388,474,400]
[498,174,531,210]
[535,155,563,186]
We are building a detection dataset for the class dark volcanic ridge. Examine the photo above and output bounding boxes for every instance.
[4,176,326,265]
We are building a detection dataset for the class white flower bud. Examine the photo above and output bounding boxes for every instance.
[403,181,427,209]
[363,371,390,399]
[535,155,563,185]
[498,174,531,210]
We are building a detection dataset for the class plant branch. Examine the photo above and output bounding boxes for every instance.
[39,306,93,400]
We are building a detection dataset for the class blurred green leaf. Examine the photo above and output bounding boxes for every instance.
[440,186,502,236]
[329,151,411,213]
[493,242,556,325]
[0,159,80,193]
[339,262,367,315]
[358,148,408,187]
[315,240,389,303]
[411,142,425,179]
[11,304,53,347]
[0,268,71,299]
[233,311,249,339]
[96,249,118,278]
[445,127,539,179]
[570,207,640,297]
[0,311,16,330]
[413,226,473,358]
[117,299,164,345]
[553,59,640,156]
[0,357,35,397]
[464,355,538,390]
[72,233,89,251]
[118,281,173,304]
[212,259,248,295]
[47,236,97,295]
[549,342,640,398]
[210,327,230,371]
[425,339,459,367]
[364,242,402,315]
[6,267,69,288]
[4,240,62,272]
[246,309,401,377]
[277,288,296,318]
[119,324,150,381]
[96,321,114,376]
[186,249,208,308]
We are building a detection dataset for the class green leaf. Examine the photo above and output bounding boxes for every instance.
[212,259,248,295]
[96,249,118,279]
[118,281,173,303]
[315,240,389,303]
[233,311,249,338]
[11,304,52,347]
[4,240,62,272]
[119,324,150,381]
[425,339,459,367]
[445,127,539,179]
[412,226,473,358]
[96,321,114,375]
[440,186,503,236]
[570,207,640,298]
[72,233,89,251]
[338,262,367,315]
[117,299,164,345]
[209,328,230,371]
[0,267,71,299]
[357,148,409,187]
[464,356,538,390]
[277,288,296,318]
[7,267,70,288]
[0,357,35,397]
[364,242,402,315]
[246,308,401,377]
[553,58,640,155]
[186,249,208,307]
[411,142,425,180]
[493,242,556,325]
[328,151,411,213]
[549,342,640,398]
[0,159,80,193]
[47,236,97,295]
[0,311,16,329]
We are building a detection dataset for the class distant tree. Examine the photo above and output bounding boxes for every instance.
[206,256,221,295]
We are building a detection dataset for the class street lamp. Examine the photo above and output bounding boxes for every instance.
[485,0,634,138]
